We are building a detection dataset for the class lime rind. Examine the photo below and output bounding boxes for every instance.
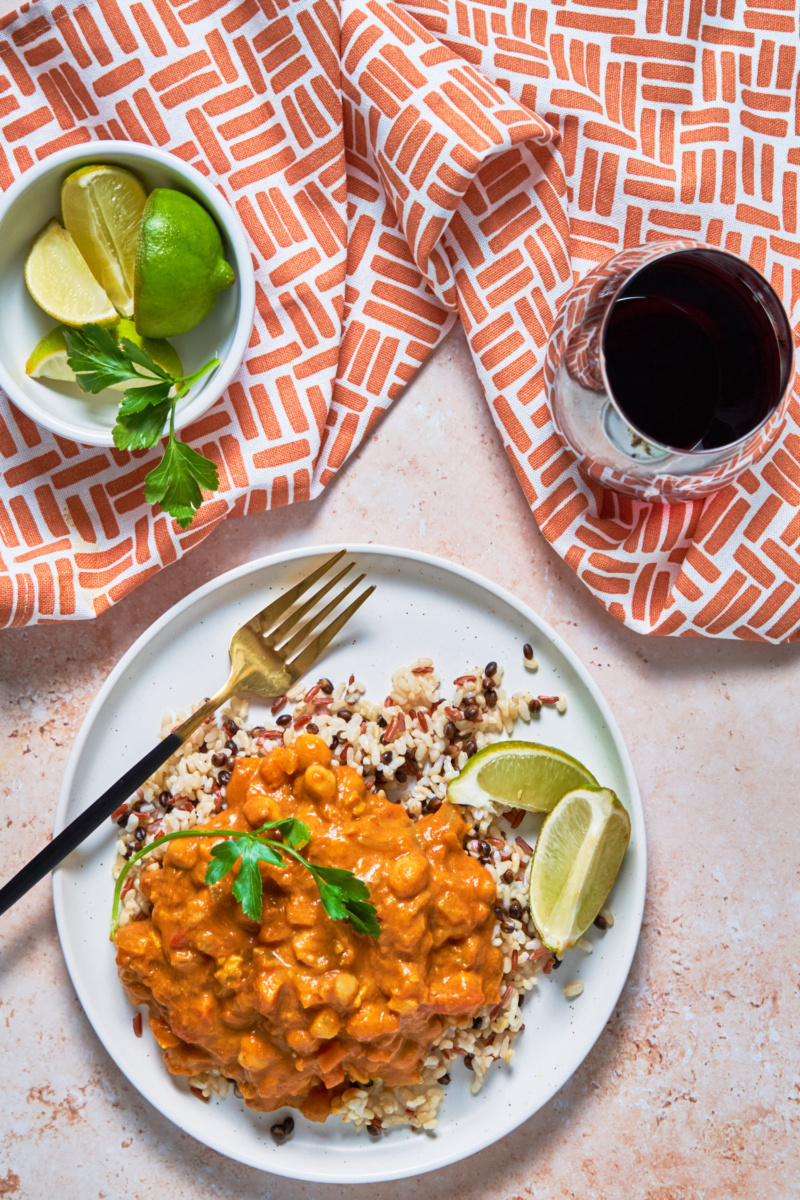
[528,786,631,956]
[134,188,235,338]
[447,739,598,813]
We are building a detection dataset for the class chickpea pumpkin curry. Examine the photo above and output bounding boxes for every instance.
[115,734,503,1119]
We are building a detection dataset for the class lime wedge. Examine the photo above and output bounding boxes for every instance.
[25,220,118,327]
[115,318,182,383]
[528,786,630,956]
[61,164,147,317]
[26,318,181,391]
[447,740,598,813]
[25,326,75,382]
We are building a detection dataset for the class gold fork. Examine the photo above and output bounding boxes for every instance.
[175,549,373,741]
[0,550,374,917]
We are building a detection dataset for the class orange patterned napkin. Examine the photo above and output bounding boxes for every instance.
[0,0,799,639]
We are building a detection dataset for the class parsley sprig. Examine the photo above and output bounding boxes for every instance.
[64,323,221,529]
[110,816,380,941]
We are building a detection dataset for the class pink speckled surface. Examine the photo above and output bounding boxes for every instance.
[1,326,799,1199]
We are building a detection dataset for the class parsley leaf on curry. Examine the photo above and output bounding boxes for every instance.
[110,816,380,940]
[307,864,380,938]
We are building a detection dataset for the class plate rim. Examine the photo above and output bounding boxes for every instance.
[52,542,646,1183]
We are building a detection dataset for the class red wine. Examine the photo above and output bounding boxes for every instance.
[602,251,785,451]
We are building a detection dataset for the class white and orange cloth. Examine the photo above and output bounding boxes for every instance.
[0,0,798,638]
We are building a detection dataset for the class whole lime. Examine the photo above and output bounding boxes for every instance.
[134,189,235,338]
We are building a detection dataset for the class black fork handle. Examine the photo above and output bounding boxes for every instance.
[0,731,182,918]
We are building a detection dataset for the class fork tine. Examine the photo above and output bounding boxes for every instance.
[279,573,366,658]
[264,562,354,647]
[286,585,376,679]
[245,550,346,635]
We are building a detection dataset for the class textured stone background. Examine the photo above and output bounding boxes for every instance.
[1,326,798,1199]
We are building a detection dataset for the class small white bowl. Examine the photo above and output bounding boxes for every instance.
[0,142,255,446]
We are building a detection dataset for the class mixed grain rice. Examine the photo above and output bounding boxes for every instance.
[113,654,585,1135]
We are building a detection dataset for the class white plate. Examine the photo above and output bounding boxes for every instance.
[53,545,646,1184]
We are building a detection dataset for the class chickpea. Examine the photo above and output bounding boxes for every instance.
[346,1004,400,1040]
[259,746,298,788]
[286,1028,319,1054]
[243,790,280,827]
[294,733,332,771]
[309,1007,341,1040]
[238,1031,279,1071]
[302,764,337,806]
[164,838,199,870]
[389,852,430,899]
[333,972,358,1005]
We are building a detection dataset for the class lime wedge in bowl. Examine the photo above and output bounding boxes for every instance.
[528,786,631,956]
[25,325,76,383]
[61,164,147,317]
[26,318,181,391]
[25,219,118,327]
[447,740,598,813]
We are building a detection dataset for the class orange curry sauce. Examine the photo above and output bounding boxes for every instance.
[115,735,503,1119]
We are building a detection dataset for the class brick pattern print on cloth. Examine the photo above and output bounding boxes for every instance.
[0,0,798,641]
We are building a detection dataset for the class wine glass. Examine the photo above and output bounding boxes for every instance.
[546,239,794,502]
